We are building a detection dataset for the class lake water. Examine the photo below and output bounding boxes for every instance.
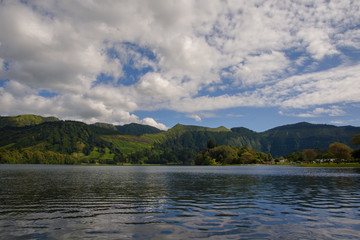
[0,165,360,239]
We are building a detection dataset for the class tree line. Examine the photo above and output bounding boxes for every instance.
[194,139,272,165]
[285,134,360,163]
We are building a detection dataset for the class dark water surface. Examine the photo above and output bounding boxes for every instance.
[1,165,360,239]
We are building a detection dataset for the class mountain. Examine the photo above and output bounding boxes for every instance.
[0,120,119,153]
[262,122,360,156]
[91,122,163,135]
[116,123,163,135]
[228,127,268,153]
[157,122,360,157]
[0,114,59,128]
[0,115,359,164]
[91,122,118,131]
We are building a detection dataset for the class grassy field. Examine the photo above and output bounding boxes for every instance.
[297,162,360,167]
[273,162,360,167]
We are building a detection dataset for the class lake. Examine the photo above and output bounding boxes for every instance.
[0,165,360,239]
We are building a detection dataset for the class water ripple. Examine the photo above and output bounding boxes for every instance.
[1,165,360,239]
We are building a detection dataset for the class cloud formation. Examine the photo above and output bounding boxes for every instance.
[0,0,359,129]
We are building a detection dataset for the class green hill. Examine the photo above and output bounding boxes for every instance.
[0,114,59,128]
[0,120,118,153]
[116,123,163,135]
[91,122,118,131]
[0,114,359,164]
[261,122,360,156]
[167,124,230,137]
[170,124,230,132]
[92,122,163,135]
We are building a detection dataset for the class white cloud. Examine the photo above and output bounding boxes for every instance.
[0,86,168,129]
[140,117,168,130]
[187,114,202,122]
[297,27,338,60]
[86,84,138,111]
[313,107,345,117]
[280,106,345,118]
[135,72,187,102]
[0,58,4,70]
[0,0,360,126]
[272,65,360,109]
[3,80,35,98]
[336,29,360,49]
[330,120,345,125]
[228,51,290,86]
[170,92,267,112]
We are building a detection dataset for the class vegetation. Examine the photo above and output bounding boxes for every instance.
[116,123,163,135]
[0,149,75,164]
[351,134,360,146]
[329,142,352,162]
[302,149,317,162]
[0,114,59,128]
[0,115,359,165]
[285,141,358,164]
[195,142,272,165]
[351,134,360,161]
[260,122,359,157]
[297,162,360,168]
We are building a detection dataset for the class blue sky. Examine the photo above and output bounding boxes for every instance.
[1,0,360,132]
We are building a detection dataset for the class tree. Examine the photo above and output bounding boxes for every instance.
[351,134,360,162]
[351,134,360,146]
[302,149,317,162]
[240,151,256,164]
[329,142,352,162]
[352,149,360,161]
[285,152,301,162]
[207,139,216,149]
[211,145,238,164]
[195,145,240,165]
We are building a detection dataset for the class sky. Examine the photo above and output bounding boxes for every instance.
[1,0,360,132]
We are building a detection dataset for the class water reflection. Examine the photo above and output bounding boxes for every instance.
[0,165,360,239]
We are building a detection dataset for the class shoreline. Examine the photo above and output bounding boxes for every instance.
[2,162,360,167]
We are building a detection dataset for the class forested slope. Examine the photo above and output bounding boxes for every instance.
[1,115,359,164]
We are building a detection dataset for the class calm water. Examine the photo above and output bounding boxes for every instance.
[1,165,360,239]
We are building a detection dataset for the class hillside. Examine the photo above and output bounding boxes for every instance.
[261,122,360,156]
[91,122,163,135]
[0,120,118,152]
[0,117,168,164]
[116,123,163,135]
[0,115,359,164]
[0,114,59,128]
